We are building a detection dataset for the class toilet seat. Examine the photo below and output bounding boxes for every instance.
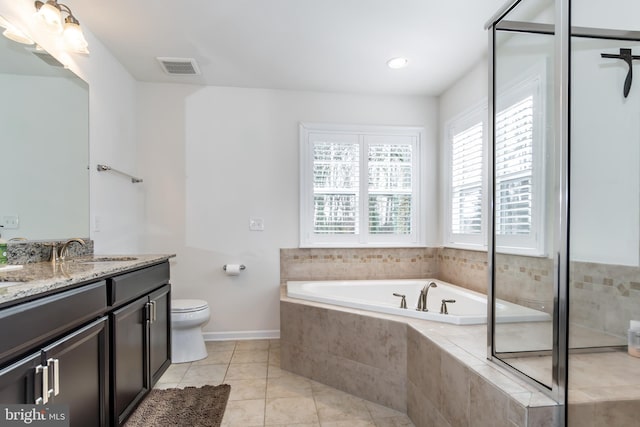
[172,299,208,313]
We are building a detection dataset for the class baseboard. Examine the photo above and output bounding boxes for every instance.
[202,330,280,341]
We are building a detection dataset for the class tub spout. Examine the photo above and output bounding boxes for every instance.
[416,281,437,312]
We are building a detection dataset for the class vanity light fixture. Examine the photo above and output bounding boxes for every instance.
[0,15,34,45]
[34,0,89,54]
[387,57,409,69]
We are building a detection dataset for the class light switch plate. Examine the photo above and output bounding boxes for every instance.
[1,215,19,229]
[249,217,264,231]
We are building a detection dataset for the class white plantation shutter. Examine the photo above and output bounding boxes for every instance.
[495,96,534,236]
[450,122,484,235]
[444,69,544,254]
[300,124,424,247]
[368,143,413,235]
[313,141,359,234]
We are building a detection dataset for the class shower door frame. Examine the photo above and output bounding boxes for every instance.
[486,0,640,424]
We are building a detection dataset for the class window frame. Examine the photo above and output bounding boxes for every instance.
[443,65,546,256]
[443,102,489,250]
[299,122,426,248]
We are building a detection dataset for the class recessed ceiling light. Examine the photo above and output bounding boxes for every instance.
[387,57,408,69]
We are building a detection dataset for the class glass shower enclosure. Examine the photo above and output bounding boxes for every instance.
[487,0,640,425]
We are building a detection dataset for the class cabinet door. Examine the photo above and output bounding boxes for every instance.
[0,351,44,404]
[43,317,109,427]
[149,284,171,386]
[111,296,148,426]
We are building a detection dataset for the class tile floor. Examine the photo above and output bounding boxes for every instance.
[155,339,415,427]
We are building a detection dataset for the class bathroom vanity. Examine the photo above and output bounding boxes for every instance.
[0,255,174,427]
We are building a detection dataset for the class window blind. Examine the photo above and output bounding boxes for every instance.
[495,95,534,236]
[450,122,484,235]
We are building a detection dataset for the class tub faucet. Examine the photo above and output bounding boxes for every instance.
[416,281,437,312]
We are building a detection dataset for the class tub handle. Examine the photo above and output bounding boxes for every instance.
[392,293,407,309]
[440,299,456,315]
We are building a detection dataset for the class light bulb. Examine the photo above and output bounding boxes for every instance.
[36,2,63,34]
[63,21,89,53]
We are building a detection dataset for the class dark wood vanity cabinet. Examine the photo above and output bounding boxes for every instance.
[0,260,172,427]
[109,262,171,426]
[111,284,171,425]
[0,313,109,427]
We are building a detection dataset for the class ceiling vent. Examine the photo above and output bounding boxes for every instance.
[28,48,64,68]
[156,57,201,75]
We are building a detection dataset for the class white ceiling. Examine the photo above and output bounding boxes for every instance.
[71,0,507,96]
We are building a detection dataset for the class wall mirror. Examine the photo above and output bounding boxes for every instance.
[0,17,89,241]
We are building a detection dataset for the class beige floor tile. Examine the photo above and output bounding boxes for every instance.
[309,380,338,395]
[157,362,190,383]
[267,373,313,399]
[265,396,319,425]
[206,340,237,352]
[266,423,319,427]
[365,401,406,419]
[314,389,372,422]
[192,350,234,365]
[268,365,287,378]
[225,362,268,380]
[180,364,228,385]
[231,349,269,364]
[269,339,281,348]
[269,348,282,366]
[221,399,265,426]
[225,378,267,401]
[320,420,377,427]
[372,416,415,427]
[153,382,179,390]
[236,339,271,350]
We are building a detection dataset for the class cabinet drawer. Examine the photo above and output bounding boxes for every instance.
[109,263,169,307]
[0,281,107,366]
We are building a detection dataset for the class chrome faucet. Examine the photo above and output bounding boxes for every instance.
[416,281,437,311]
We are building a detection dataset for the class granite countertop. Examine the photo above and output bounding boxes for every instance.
[0,254,175,307]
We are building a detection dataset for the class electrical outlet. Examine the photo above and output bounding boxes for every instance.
[249,217,264,231]
[1,216,19,229]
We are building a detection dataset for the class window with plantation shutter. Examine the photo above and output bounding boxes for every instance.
[495,96,534,236]
[300,123,425,247]
[444,68,545,255]
[445,106,486,248]
[494,72,545,255]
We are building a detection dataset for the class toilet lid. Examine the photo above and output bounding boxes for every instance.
[172,299,209,313]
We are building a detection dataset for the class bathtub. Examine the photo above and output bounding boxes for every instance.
[286,279,551,325]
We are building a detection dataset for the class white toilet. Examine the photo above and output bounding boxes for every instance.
[171,299,211,363]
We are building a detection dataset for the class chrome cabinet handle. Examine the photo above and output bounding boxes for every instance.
[35,364,48,404]
[47,358,60,397]
[152,300,157,323]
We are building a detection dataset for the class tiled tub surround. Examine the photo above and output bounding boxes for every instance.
[282,248,639,340]
[280,294,560,427]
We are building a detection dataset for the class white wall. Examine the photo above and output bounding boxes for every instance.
[136,84,438,338]
[0,0,143,252]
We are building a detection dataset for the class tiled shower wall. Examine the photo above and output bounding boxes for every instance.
[281,247,639,338]
[570,261,640,339]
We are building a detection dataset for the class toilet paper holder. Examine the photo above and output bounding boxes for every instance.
[223,264,246,271]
